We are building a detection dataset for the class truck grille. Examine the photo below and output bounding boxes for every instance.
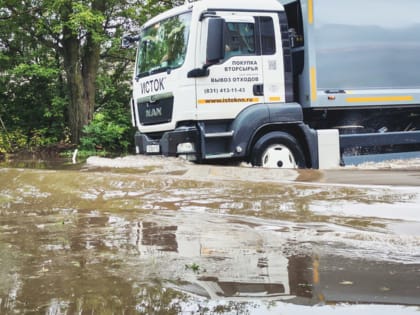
[138,96,173,125]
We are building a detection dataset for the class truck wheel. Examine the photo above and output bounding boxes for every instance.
[251,132,306,168]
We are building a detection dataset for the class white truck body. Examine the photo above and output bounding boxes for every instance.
[127,0,420,168]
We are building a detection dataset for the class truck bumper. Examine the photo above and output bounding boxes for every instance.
[134,127,199,157]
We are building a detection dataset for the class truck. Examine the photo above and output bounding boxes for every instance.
[123,0,420,168]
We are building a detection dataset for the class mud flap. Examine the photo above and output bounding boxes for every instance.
[317,129,340,169]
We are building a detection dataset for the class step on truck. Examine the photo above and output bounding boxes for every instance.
[123,0,420,168]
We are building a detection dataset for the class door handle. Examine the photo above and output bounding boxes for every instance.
[253,84,264,96]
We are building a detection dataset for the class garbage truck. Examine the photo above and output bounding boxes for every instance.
[124,0,420,168]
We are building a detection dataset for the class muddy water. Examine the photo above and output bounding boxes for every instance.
[1,156,420,314]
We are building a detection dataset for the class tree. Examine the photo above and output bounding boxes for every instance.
[0,1,67,151]
[42,0,136,144]
[0,0,182,149]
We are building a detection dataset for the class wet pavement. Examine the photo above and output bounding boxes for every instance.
[1,156,420,314]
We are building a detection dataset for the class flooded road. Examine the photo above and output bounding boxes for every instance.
[1,156,420,314]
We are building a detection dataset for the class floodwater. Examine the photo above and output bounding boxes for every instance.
[1,155,420,314]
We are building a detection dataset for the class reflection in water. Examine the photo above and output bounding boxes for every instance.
[1,167,420,313]
[0,153,80,170]
[139,221,178,252]
[288,255,313,298]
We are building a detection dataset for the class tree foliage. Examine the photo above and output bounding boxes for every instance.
[0,0,182,154]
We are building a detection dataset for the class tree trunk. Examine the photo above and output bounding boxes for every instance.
[60,2,103,145]
[62,29,85,144]
[81,32,100,130]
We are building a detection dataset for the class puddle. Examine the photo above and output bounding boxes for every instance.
[1,156,420,313]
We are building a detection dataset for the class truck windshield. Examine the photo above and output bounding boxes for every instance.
[136,12,191,78]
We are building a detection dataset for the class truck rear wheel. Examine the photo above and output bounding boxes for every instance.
[251,132,306,169]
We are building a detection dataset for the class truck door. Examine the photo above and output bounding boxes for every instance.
[195,13,264,120]
[258,14,287,105]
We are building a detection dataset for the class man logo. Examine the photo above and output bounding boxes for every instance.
[145,107,163,118]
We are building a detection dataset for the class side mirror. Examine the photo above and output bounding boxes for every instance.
[121,34,140,49]
[187,17,224,78]
[206,18,224,64]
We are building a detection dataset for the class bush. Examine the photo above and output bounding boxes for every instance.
[80,111,134,155]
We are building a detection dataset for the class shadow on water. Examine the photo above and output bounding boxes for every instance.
[1,158,420,313]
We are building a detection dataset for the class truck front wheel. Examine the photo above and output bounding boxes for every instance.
[251,132,306,169]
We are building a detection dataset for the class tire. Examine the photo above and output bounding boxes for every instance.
[251,131,306,169]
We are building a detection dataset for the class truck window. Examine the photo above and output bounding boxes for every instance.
[224,22,255,59]
[136,12,191,78]
[258,17,275,55]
